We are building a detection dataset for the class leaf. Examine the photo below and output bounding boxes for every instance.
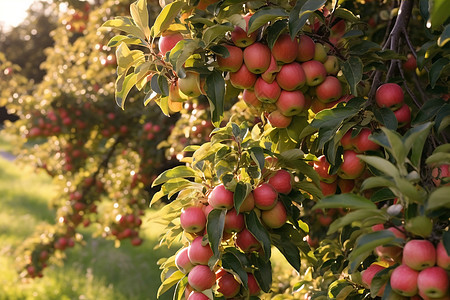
[380,127,407,166]
[251,255,272,293]
[357,155,400,178]
[371,265,396,298]
[173,276,188,300]
[203,24,233,47]
[152,166,197,186]
[327,209,388,234]
[206,208,226,261]
[333,7,359,22]
[245,211,271,261]
[152,1,185,37]
[348,40,381,55]
[443,230,450,256]
[107,35,144,47]
[412,98,447,125]
[429,57,450,88]
[249,147,265,172]
[130,0,150,40]
[101,17,146,41]
[371,188,396,203]
[289,0,327,38]
[221,252,248,289]
[427,186,450,211]
[430,0,450,29]
[234,181,251,213]
[341,56,363,96]
[115,73,137,109]
[360,176,396,191]
[157,270,185,298]
[205,70,225,127]
[115,42,145,71]
[403,122,433,168]
[272,234,301,272]
[394,177,422,203]
[266,19,289,49]
[438,23,450,47]
[373,107,398,130]
[311,104,362,129]
[348,230,397,263]
[312,194,377,210]
[425,152,450,166]
[247,7,288,34]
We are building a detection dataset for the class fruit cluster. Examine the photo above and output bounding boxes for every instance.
[375,83,411,128]
[110,213,144,246]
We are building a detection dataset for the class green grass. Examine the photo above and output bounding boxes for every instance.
[0,157,177,300]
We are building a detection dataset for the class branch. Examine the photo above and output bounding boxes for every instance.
[396,60,422,108]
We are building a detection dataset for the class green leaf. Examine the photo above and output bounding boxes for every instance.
[116,42,145,71]
[333,7,359,23]
[249,147,265,172]
[371,188,396,203]
[115,73,137,109]
[443,231,450,255]
[152,1,185,37]
[380,127,407,166]
[412,98,447,125]
[107,35,144,47]
[348,230,397,264]
[289,0,327,38]
[245,211,271,261]
[205,70,225,127]
[130,0,150,40]
[157,270,185,298]
[312,194,377,210]
[430,0,450,29]
[248,7,288,34]
[394,177,422,204]
[341,56,363,96]
[251,255,272,293]
[272,234,301,272]
[234,181,251,213]
[371,266,396,298]
[403,122,433,168]
[348,40,381,55]
[425,152,450,166]
[427,186,450,211]
[311,105,361,129]
[207,208,226,261]
[173,276,188,300]
[221,252,248,289]
[360,176,396,191]
[152,166,197,187]
[328,209,388,234]
[203,24,233,47]
[266,19,289,49]
[357,155,400,178]
[429,57,450,88]
[101,16,146,41]
[438,23,450,47]
[373,107,398,130]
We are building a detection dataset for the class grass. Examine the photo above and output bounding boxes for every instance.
[0,156,178,300]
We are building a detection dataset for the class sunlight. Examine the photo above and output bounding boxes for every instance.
[0,0,36,29]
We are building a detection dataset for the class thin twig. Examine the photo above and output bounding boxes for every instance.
[396,60,421,108]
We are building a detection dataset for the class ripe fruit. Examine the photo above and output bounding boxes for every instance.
[247,273,261,296]
[243,42,271,74]
[375,83,404,109]
[362,263,387,296]
[267,169,293,194]
[374,227,405,262]
[403,53,417,71]
[217,44,243,72]
[231,13,257,48]
[276,90,306,116]
[208,184,234,210]
[323,55,339,75]
[390,264,420,296]
[417,266,449,298]
[178,71,202,97]
[319,180,337,196]
[188,236,213,265]
[261,201,287,229]
[296,35,315,62]
[239,192,255,212]
[436,241,450,270]
[267,110,292,128]
[253,183,278,210]
[254,77,281,103]
[276,62,306,91]
[158,31,183,55]
[187,291,210,300]
[175,247,194,274]
[315,76,342,103]
[261,54,280,83]
[230,64,257,89]
[301,60,327,86]
[180,206,207,233]
[236,228,261,252]
[224,209,245,233]
[313,155,337,183]
[216,270,241,298]
[432,164,450,187]
[313,43,328,63]
[188,265,216,291]
[403,240,436,271]
[337,178,355,193]
[394,103,411,127]
[353,128,380,152]
[272,34,298,64]
[338,150,366,180]
[242,89,261,108]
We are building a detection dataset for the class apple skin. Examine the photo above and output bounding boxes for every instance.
[229,64,257,90]
[362,263,386,296]
[268,169,293,194]
[261,54,281,83]
[337,178,355,193]
[180,206,207,233]
[247,273,261,296]
[224,209,245,233]
[236,228,261,252]
[301,60,327,86]
[313,155,337,183]
[216,270,241,298]
[323,55,339,75]
[437,241,450,270]
[254,77,281,103]
[375,83,404,109]
[231,13,258,48]
[261,201,287,229]
[432,164,450,187]
[296,35,316,62]
[403,239,436,271]
[276,90,306,116]
[374,227,405,262]
[310,98,338,113]
[253,183,278,210]
[267,110,292,128]
[313,43,328,63]
[188,265,216,291]
[208,184,234,210]
[272,34,298,64]
[175,247,194,274]
[276,62,306,91]
[353,128,380,152]
[390,264,420,296]
[315,76,342,103]
[187,291,210,300]
[158,32,183,55]
[217,44,243,72]
[242,89,262,108]
[188,236,214,265]
[394,103,411,128]
[319,180,337,196]
[403,53,417,71]
[243,42,272,74]
[417,266,449,299]
[238,192,255,212]
[338,150,366,180]
[178,71,202,97]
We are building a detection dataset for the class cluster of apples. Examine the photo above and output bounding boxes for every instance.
[175,168,294,299]
[375,83,411,128]
[362,236,450,299]
[110,213,144,246]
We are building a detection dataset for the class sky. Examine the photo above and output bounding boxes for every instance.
[0,0,36,29]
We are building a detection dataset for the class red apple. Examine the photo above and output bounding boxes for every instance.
[296,35,315,62]
[324,55,339,75]
[247,273,261,296]
[242,89,261,108]
[375,83,404,109]
[310,97,339,113]
[217,44,243,72]
[253,183,278,210]
[236,228,261,252]
[272,34,298,64]
[254,77,281,103]
[230,64,257,90]
[238,192,255,212]
[362,263,386,296]
[301,60,327,86]
[353,128,380,152]
[432,165,450,187]
[437,241,450,270]
[178,71,202,97]
[188,236,213,265]
[187,291,210,300]
[315,76,342,103]
[338,150,366,179]
[313,155,337,183]
[243,42,271,74]
[224,209,245,233]
[276,62,306,91]
[208,184,234,210]
[261,201,287,229]
[188,265,216,291]
[390,264,420,296]
[318,214,333,226]
[403,239,436,271]
[337,178,355,193]
[158,31,183,55]
[175,247,194,274]
[231,13,258,48]
[261,54,280,83]
[276,90,306,116]
[394,103,411,127]
[374,227,405,262]
[180,206,207,233]
[267,110,292,128]
[319,180,337,196]
[403,53,417,71]
[216,270,241,298]
[417,266,449,298]
[268,169,293,194]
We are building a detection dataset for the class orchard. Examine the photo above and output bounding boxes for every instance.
[0,0,449,299]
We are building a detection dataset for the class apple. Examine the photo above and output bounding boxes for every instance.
[403,53,417,71]
[310,98,338,113]
[419,291,450,300]
[315,76,342,103]
[231,13,258,48]
[372,223,385,231]
[403,240,436,270]
[272,34,298,64]
[390,264,420,296]
[375,227,405,262]
[417,266,449,298]
[296,35,316,62]
[175,247,194,274]
[276,90,306,116]
[301,60,327,86]
[254,77,281,103]
[362,263,386,296]
[180,206,207,233]
[313,155,337,183]
[187,291,210,300]
[178,71,202,97]
[313,43,328,63]
[432,164,450,187]
[196,0,218,10]
[276,62,306,91]
[337,178,355,193]
[229,64,257,90]
[319,180,337,196]
[188,265,216,291]
[158,32,183,56]
[236,228,261,252]
[267,110,292,128]
[375,83,404,109]
[243,42,271,74]
[323,55,339,75]
[253,183,278,210]
[317,214,333,226]
[224,209,245,233]
[436,241,450,270]
[261,54,281,83]
[208,184,234,210]
[261,201,287,228]
[394,103,411,127]
[338,150,366,179]
[242,89,261,108]
[353,128,380,152]
[238,192,255,212]
[268,169,293,194]
[217,44,243,72]
[188,236,213,265]
[185,285,194,299]
[247,273,261,296]
[216,270,241,298]
[202,204,214,218]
